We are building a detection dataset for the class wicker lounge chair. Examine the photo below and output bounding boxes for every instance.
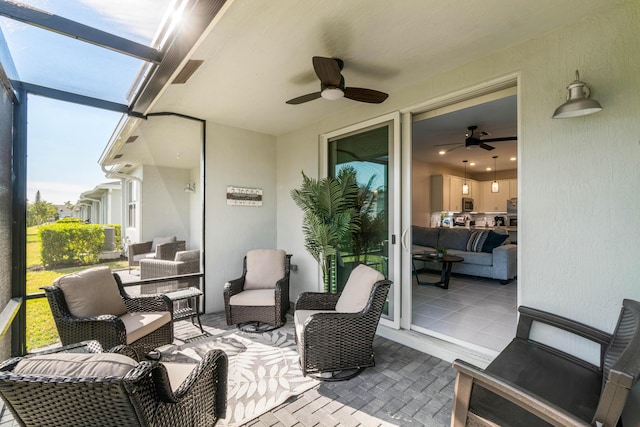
[294,264,392,380]
[0,341,227,427]
[128,236,186,271]
[223,249,291,332]
[451,299,640,427]
[139,249,201,294]
[43,266,174,360]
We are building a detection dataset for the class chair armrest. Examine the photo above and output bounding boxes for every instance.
[296,292,340,311]
[129,241,152,257]
[451,359,591,427]
[124,294,173,314]
[152,350,228,416]
[224,277,245,297]
[108,345,142,361]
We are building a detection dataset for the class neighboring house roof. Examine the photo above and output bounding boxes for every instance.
[76,181,121,205]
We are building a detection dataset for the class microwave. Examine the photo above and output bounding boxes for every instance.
[462,197,474,212]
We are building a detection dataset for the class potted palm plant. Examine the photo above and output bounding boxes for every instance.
[291,167,360,293]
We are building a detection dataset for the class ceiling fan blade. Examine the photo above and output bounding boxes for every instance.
[285,92,322,105]
[344,87,389,103]
[312,57,342,86]
[481,136,517,142]
[480,143,495,150]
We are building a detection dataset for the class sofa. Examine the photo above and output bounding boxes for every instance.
[412,225,517,284]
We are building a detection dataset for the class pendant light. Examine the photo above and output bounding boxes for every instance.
[491,156,499,193]
[552,70,603,119]
[462,160,469,195]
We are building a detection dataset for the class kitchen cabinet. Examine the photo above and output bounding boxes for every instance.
[431,174,476,212]
[477,180,510,212]
[509,179,518,199]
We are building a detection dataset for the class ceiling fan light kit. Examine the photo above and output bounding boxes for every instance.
[286,56,388,105]
[552,70,603,119]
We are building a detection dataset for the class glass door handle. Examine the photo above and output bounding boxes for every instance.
[401,227,409,252]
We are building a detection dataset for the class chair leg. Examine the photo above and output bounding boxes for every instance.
[237,321,281,333]
[451,371,474,427]
[308,367,366,382]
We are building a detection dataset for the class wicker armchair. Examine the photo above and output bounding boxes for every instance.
[140,249,201,294]
[224,249,291,332]
[0,341,227,427]
[451,299,640,427]
[294,264,392,380]
[128,237,186,271]
[43,266,174,360]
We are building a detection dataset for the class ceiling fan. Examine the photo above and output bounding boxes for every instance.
[286,56,389,105]
[435,125,517,151]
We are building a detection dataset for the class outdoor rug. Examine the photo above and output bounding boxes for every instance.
[161,313,318,426]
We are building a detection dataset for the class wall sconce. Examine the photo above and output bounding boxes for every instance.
[462,160,469,195]
[491,156,499,193]
[552,70,603,119]
[184,183,196,193]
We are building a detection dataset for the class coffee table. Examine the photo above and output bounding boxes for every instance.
[166,287,204,333]
[412,253,464,289]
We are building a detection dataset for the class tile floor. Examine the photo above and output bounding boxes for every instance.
[412,271,517,352]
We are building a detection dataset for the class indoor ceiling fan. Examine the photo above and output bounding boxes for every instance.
[286,56,389,105]
[435,125,517,151]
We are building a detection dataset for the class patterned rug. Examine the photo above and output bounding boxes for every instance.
[161,314,318,426]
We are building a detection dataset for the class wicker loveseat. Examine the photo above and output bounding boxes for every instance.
[43,266,174,360]
[0,341,227,427]
[140,249,201,294]
[294,264,392,380]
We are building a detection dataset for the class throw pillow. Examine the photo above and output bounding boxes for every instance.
[335,264,385,313]
[55,266,128,318]
[244,249,286,290]
[467,230,490,252]
[481,231,509,253]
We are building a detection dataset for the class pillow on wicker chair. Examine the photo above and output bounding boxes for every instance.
[14,352,137,378]
[335,264,385,313]
[244,249,286,290]
[55,266,127,318]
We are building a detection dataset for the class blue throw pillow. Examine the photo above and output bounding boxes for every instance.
[482,231,508,253]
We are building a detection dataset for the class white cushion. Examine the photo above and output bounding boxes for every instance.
[293,309,335,342]
[151,236,176,252]
[55,266,127,318]
[335,264,385,313]
[161,362,198,392]
[244,249,286,290]
[120,312,172,344]
[133,252,156,262]
[14,352,137,378]
[229,289,275,306]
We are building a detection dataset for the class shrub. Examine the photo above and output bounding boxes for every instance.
[39,223,104,267]
[56,217,82,224]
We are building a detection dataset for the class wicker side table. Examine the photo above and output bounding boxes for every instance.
[166,287,203,333]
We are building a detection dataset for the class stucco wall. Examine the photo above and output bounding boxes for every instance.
[204,122,277,312]
[140,166,192,244]
[0,86,13,360]
[277,2,640,340]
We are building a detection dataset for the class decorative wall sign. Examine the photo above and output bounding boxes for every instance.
[227,186,263,206]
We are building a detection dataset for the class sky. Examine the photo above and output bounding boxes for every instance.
[1,0,174,205]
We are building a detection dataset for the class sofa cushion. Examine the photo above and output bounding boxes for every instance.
[133,252,157,262]
[412,226,439,248]
[437,228,471,251]
[161,362,198,392]
[14,352,137,378]
[120,312,172,344]
[335,264,384,313]
[151,236,176,252]
[244,249,286,290]
[467,230,491,252]
[482,231,509,253]
[229,289,275,306]
[55,266,127,318]
[455,250,493,266]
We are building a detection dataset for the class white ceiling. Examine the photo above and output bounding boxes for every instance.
[114,0,623,169]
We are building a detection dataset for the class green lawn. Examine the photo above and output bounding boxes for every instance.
[26,225,128,351]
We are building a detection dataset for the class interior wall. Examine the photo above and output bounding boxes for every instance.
[277,1,640,341]
[189,167,202,250]
[204,122,277,312]
[0,86,13,360]
[140,166,191,244]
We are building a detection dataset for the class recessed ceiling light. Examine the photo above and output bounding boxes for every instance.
[486,167,492,171]
[469,162,476,166]
[510,156,517,161]
[438,150,446,155]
